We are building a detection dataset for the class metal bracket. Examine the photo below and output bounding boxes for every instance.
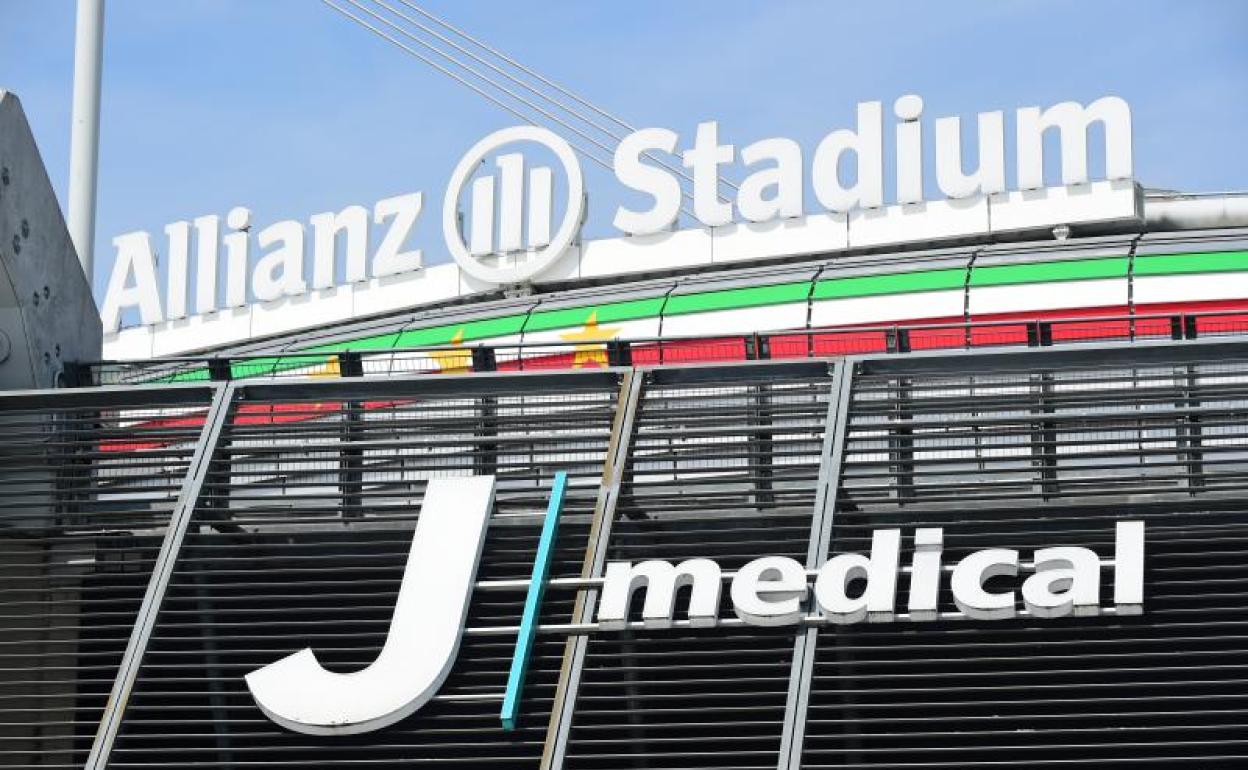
[84,383,236,769]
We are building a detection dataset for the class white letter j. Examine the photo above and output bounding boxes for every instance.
[245,476,496,734]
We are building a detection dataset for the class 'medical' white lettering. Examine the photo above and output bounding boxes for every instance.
[597,523,1145,629]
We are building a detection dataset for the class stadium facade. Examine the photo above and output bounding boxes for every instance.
[5,85,1248,769]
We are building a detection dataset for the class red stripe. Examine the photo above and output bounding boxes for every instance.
[101,298,1248,453]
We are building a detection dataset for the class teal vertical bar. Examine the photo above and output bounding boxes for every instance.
[501,471,568,731]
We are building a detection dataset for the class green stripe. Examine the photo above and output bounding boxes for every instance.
[525,297,667,333]
[664,281,811,316]
[1134,250,1248,277]
[301,315,528,354]
[812,268,965,300]
[969,257,1128,287]
[393,315,526,347]
[162,367,210,383]
[308,333,400,353]
[146,249,1240,373]
[231,355,333,378]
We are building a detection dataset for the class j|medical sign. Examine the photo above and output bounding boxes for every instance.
[102,94,1135,334]
[244,475,1146,736]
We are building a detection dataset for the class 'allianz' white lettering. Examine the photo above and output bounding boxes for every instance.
[102,94,1133,332]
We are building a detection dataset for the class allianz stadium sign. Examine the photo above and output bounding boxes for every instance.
[102,94,1139,339]
[244,476,1146,736]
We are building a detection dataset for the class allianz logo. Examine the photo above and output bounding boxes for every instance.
[246,475,1145,735]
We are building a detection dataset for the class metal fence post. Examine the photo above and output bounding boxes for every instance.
[540,368,645,770]
[472,346,498,372]
[207,358,232,382]
[606,340,632,367]
[778,360,855,770]
[84,383,237,770]
[337,351,364,377]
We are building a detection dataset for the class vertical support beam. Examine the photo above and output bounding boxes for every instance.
[207,358,231,382]
[606,340,632,367]
[475,392,499,478]
[337,351,364,378]
[778,360,855,770]
[84,383,235,770]
[340,398,364,518]
[890,374,915,503]
[1033,371,1059,499]
[540,369,644,770]
[188,550,234,766]
[753,380,775,507]
[1177,363,1205,492]
[68,0,105,281]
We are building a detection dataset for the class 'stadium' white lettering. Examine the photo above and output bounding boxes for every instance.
[1016,96,1133,189]
[596,522,1145,629]
[935,110,1006,199]
[102,193,428,333]
[609,93,1133,226]
[737,137,803,222]
[810,99,885,213]
[682,121,734,227]
[613,127,682,235]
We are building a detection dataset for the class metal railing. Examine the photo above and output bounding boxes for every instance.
[76,308,1248,387]
[9,342,1248,768]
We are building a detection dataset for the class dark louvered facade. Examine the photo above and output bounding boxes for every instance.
[4,337,1248,769]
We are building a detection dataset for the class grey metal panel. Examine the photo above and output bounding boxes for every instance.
[779,361,854,769]
[853,336,1248,376]
[543,369,644,770]
[1135,227,1248,256]
[666,263,822,297]
[84,383,236,770]
[103,372,623,769]
[525,278,679,311]
[520,282,676,346]
[818,244,976,280]
[974,233,1138,267]
[0,383,218,768]
[644,358,832,387]
[215,291,542,358]
[559,363,836,769]
[0,381,216,410]
[800,343,1248,767]
[8,346,1248,766]
[0,91,101,389]
[236,366,623,401]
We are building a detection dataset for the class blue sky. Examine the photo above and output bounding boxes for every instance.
[3,0,1247,302]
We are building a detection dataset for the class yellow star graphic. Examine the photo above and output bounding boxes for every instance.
[311,354,341,377]
[429,329,471,373]
[559,310,621,369]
